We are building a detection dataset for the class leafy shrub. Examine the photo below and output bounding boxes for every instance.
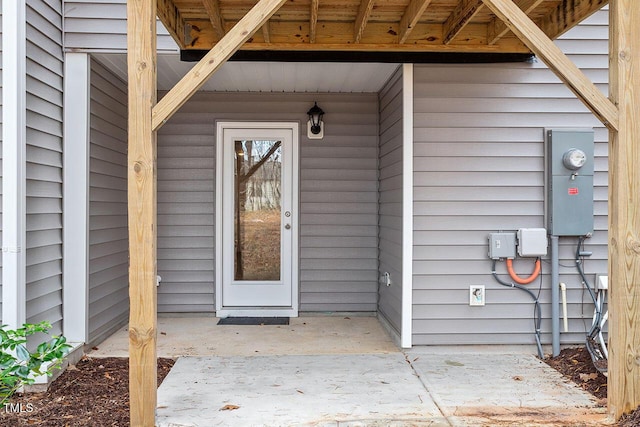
[0,321,71,404]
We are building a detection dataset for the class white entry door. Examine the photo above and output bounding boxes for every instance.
[216,122,299,316]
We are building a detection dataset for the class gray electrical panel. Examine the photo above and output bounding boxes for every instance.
[488,232,516,259]
[546,129,594,236]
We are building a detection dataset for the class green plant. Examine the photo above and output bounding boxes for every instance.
[0,321,71,405]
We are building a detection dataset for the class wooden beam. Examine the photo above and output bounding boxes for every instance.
[354,0,376,43]
[157,0,186,49]
[442,0,484,44]
[608,0,640,420]
[152,0,288,131]
[202,0,226,40]
[540,0,609,40]
[127,0,157,425]
[183,39,531,54]
[184,18,530,51]
[487,0,544,45]
[310,0,319,43]
[398,0,434,44]
[481,0,618,131]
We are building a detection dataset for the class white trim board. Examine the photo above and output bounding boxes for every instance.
[2,0,27,329]
[401,64,414,349]
[62,53,91,343]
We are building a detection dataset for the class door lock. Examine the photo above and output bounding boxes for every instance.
[284,224,291,230]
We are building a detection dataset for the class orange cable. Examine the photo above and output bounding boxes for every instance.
[506,258,541,285]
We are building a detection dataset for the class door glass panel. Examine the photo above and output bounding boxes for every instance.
[234,140,282,281]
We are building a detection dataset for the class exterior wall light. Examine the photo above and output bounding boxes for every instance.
[306,102,324,139]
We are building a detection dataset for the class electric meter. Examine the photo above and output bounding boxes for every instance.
[546,129,594,236]
[562,148,587,170]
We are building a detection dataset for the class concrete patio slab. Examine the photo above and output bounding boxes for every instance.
[89,316,397,358]
[156,353,449,427]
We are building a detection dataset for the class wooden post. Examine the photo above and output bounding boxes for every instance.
[608,0,640,419]
[127,0,158,425]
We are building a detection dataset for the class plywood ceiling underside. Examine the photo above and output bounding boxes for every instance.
[159,0,608,53]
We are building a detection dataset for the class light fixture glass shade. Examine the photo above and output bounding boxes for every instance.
[306,102,324,135]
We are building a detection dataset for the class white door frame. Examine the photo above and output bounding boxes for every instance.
[215,122,299,317]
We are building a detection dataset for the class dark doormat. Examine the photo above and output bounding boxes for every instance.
[217,317,290,326]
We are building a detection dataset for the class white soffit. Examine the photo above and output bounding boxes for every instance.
[93,53,399,93]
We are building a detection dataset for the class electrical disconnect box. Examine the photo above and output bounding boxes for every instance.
[546,129,594,236]
[488,232,516,260]
[517,228,548,257]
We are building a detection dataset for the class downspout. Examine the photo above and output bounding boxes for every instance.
[550,235,560,357]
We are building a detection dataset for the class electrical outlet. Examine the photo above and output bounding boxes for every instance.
[470,285,485,306]
[379,272,392,287]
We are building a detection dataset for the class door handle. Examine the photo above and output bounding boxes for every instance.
[284,224,291,230]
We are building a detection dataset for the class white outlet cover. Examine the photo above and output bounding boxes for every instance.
[470,285,485,306]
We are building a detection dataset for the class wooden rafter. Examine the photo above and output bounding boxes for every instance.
[608,0,640,420]
[487,0,544,45]
[202,0,226,40]
[399,0,434,44]
[310,0,319,43]
[443,0,484,44]
[262,22,271,43]
[354,0,376,43]
[152,0,289,131]
[540,0,609,40]
[157,0,186,48]
[481,0,618,131]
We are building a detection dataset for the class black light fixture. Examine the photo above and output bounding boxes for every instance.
[306,102,325,139]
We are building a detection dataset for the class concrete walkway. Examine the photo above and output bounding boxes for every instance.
[157,353,448,426]
[408,348,608,426]
[90,317,611,426]
[156,349,610,426]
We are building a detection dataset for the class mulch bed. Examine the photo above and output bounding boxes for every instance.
[544,346,607,400]
[620,409,640,427]
[0,357,174,426]
[1,347,639,426]
[544,347,640,426]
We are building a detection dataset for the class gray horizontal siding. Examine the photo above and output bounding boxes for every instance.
[157,117,215,313]
[411,10,609,346]
[64,0,177,52]
[378,67,403,333]
[88,58,129,345]
[25,0,63,337]
[157,92,379,313]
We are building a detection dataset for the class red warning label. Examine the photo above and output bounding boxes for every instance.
[568,188,579,195]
